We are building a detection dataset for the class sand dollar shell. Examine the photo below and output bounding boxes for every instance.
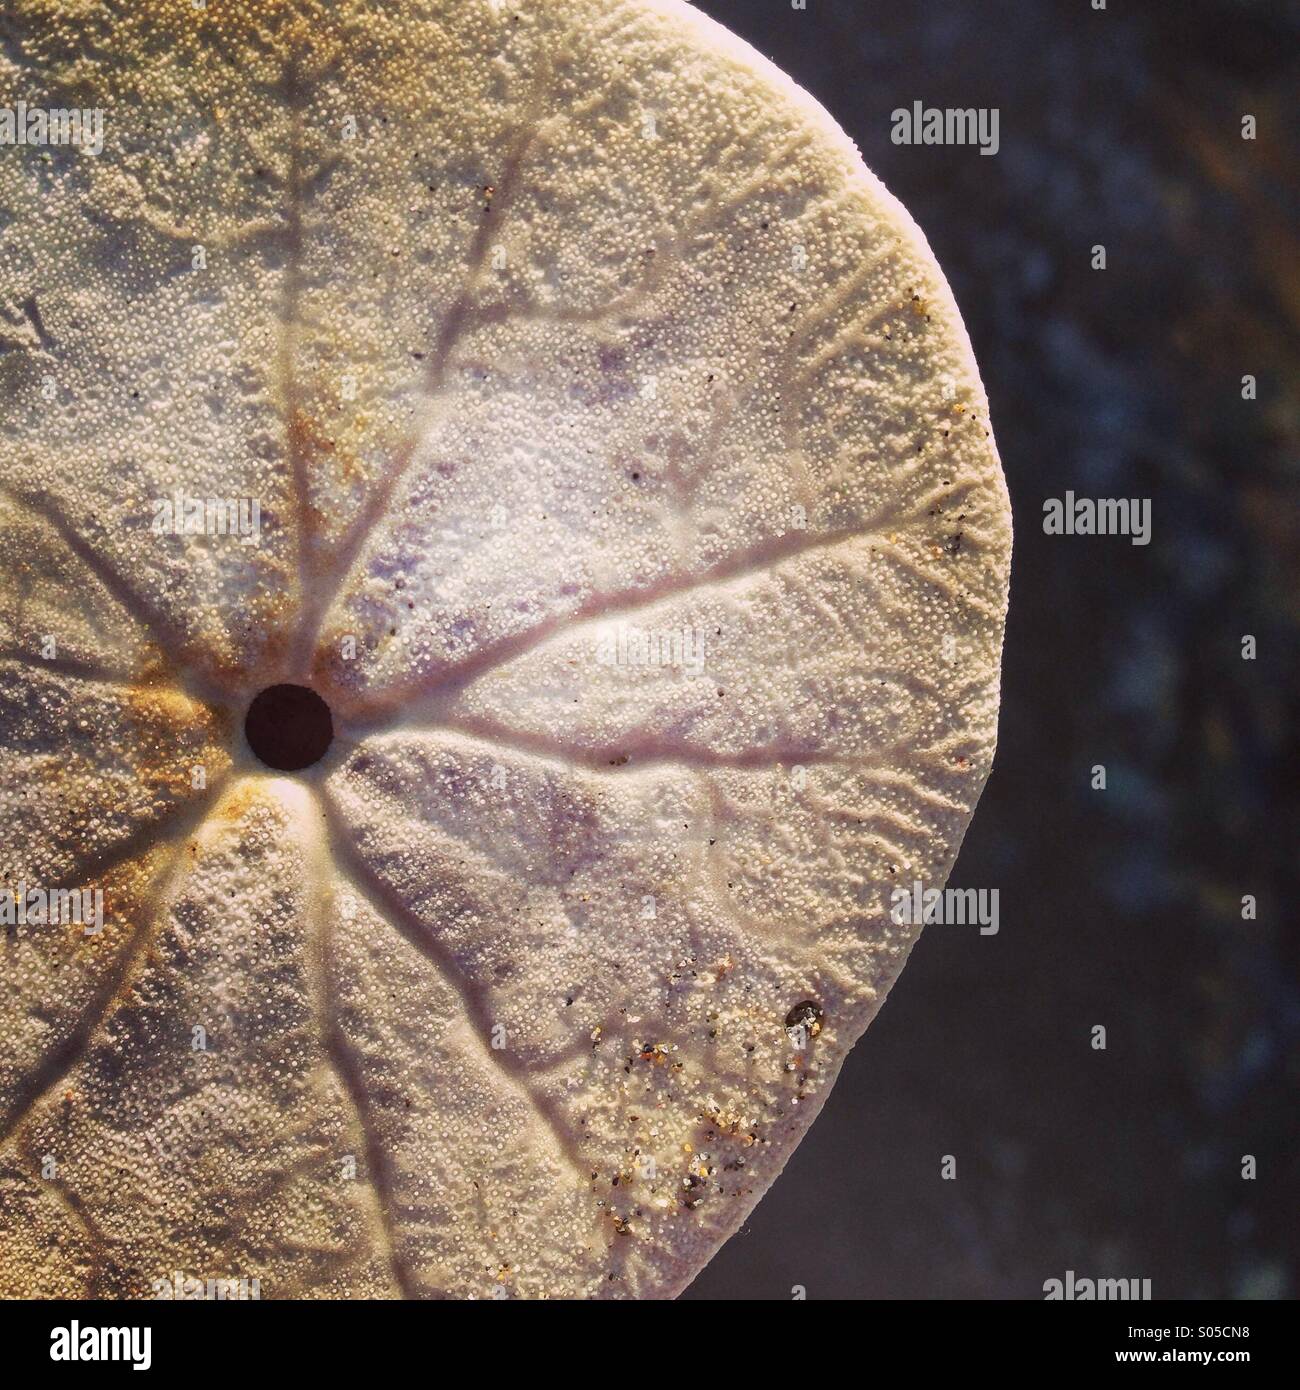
[0,0,1010,1298]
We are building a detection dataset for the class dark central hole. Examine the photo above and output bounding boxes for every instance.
[245,684,334,771]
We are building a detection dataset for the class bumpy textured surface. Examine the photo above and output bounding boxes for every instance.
[0,0,1010,1298]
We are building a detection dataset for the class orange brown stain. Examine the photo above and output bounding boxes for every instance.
[212,779,268,828]
[123,656,233,803]
[295,400,369,486]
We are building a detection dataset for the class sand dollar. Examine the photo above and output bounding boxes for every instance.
[0,0,1011,1298]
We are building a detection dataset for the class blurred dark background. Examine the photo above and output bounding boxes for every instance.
[683,0,1299,1300]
